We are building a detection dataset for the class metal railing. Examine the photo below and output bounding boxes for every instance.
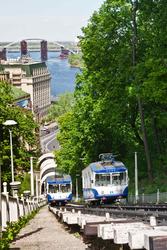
[128,190,167,204]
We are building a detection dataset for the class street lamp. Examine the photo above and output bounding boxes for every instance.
[0,159,2,240]
[35,174,39,201]
[30,157,35,197]
[3,120,17,182]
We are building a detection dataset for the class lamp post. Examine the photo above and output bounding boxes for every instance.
[0,159,2,240]
[135,152,139,203]
[3,120,17,182]
[30,157,35,197]
[35,174,39,201]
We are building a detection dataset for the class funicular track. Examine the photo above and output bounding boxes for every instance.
[49,203,167,250]
[60,203,167,225]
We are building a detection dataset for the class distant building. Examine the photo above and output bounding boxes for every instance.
[0,71,10,82]
[0,56,51,120]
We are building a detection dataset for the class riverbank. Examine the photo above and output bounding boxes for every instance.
[68,53,83,69]
[8,51,80,96]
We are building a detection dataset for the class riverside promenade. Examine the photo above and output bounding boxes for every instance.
[10,206,87,250]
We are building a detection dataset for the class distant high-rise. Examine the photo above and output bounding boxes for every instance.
[0,57,51,120]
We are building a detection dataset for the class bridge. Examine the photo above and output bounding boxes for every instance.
[38,152,57,194]
[0,38,66,49]
[0,38,77,61]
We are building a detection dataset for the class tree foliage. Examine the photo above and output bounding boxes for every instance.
[56,0,167,192]
[0,81,39,183]
[46,92,74,122]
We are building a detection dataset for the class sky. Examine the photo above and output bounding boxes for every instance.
[0,0,105,42]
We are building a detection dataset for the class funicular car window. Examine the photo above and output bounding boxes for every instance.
[95,174,110,186]
[112,172,126,185]
[61,184,71,192]
[49,184,59,193]
[120,172,126,184]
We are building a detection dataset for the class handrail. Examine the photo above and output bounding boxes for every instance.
[1,193,47,231]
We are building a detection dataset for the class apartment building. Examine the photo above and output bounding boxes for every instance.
[0,57,51,120]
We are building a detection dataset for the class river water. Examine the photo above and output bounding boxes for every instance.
[8,51,80,98]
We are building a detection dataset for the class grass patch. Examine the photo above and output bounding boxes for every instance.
[0,209,39,249]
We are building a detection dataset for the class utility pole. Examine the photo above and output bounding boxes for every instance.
[30,157,34,197]
[76,177,78,202]
[36,174,39,201]
[0,159,2,240]
[75,174,79,202]
[135,152,138,203]
[9,129,14,182]
[3,120,17,183]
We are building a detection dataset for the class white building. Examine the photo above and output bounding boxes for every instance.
[0,57,51,120]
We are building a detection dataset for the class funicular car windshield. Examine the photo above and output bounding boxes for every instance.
[112,172,127,185]
[95,172,127,186]
[60,184,71,193]
[48,184,59,193]
[95,174,110,186]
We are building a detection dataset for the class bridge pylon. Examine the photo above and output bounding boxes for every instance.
[41,40,48,61]
[20,40,28,56]
[0,48,7,61]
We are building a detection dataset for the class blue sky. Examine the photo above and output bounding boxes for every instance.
[0,0,105,42]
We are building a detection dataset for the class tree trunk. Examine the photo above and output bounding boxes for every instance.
[152,116,162,155]
[131,0,153,182]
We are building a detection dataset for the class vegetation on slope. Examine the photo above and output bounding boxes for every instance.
[46,92,74,123]
[55,0,167,194]
[0,81,39,186]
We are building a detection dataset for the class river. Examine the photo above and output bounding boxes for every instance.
[8,51,80,98]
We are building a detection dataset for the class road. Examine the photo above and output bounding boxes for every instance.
[40,129,60,153]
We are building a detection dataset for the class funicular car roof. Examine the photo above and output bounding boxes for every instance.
[47,175,71,184]
[90,161,127,173]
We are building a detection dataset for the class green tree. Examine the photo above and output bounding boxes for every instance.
[56,0,167,191]
[133,0,167,175]
[0,81,39,183]
[46,92,74,122]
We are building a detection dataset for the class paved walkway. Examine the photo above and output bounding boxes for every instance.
[10,206,87,250]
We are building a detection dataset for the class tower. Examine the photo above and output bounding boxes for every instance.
[20,40,28,56]
[0,48,7,61]
[41,40,48,61]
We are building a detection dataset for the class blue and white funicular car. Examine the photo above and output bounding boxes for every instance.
[46,174,72,206]
[82,153,128,204]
